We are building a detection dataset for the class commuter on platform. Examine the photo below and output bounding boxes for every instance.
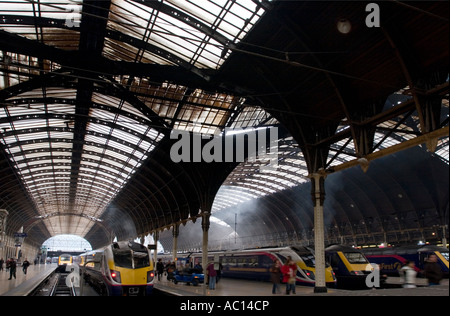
[400,261,417,288]
[7,258,17,280]
[216,262,223,284]
[193,262,203,274]
[166,262,176,281]
[156,259,165,281]
[424,254,443,286]
[207,262,217,290]
[0,258,4,272]
[22,258,30,275]
[270,260,282,294]
[282,256,297,295]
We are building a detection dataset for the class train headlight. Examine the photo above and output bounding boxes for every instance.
[350,271,364,276]
[147,271,155,283]
[110,270,122,283]
[305,270,315,280]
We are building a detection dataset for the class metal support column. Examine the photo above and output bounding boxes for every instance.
[153,230,159,267]
[0,209,8,260]
[172,223,180,262]
[202,211,211,296]
[311,173,328,293]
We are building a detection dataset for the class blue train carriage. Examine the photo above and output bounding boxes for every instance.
[81,241,155,296]
[189,247,336,287]
[325,245,376,288]
[363,245,449,277]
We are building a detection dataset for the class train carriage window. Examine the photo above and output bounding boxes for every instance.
[236,256,258,268]
[344,252,368,264]
[260,255,274,269]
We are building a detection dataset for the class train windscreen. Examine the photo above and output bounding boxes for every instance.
[344,252,369,264]
[292,248,315,268]
[114,249,150,269]
[441,252,449,261]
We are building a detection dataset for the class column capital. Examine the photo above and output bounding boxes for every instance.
[201,212,211,232]
[172,223,180,238]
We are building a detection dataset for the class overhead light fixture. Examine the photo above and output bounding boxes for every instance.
[337,18,352,34]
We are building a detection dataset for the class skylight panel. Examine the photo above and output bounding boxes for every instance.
[105,0,269,69]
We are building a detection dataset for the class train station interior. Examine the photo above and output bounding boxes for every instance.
[0,0,448,297]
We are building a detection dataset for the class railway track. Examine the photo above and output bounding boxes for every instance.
[50,273,76,296]
[30,271,77,296]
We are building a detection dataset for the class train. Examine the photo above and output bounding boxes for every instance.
[58,254,73,267]
[325,245,377,288]
[161,246,337,287]
[77,241,155,296]
[361,245,449,277]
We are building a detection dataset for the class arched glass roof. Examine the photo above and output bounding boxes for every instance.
[212,86,449,215]
[0,0,448,249]
[43,234,92,252]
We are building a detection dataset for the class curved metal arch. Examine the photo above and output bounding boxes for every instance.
[5,96,162,136]
[22,212,113,239]
[116,161,192,231]
[18,160,128,182]
[26,172,123,198]
[4,136,143,165]
[102,157,194,234]
[344,168,397,233]
[15,153,133,178]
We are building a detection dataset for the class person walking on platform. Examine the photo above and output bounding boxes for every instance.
[270,260,282,294]
[7,258,17,280]
[0,258,4,272]
[400,261,417,288]
[424,254,443,286]
[207,262,217,290]
[22,258,30,275]
[156,259,164,281]
[282,257,297,295]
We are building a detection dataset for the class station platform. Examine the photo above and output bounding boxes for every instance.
[0,263,56,296]
[154,277,449,297]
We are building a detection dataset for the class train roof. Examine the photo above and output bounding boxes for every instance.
[325,244,363,253]
[112,241,148,252]
[361,245,449,255]
[418,245,449,253]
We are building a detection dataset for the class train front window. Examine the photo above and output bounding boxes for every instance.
[344,252,368,264]
[133,251,151,269]
[300,254,315,268]
[113,250,150,269]
[441,252,449,261]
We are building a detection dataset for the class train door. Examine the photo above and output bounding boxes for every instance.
[418,251,428,269]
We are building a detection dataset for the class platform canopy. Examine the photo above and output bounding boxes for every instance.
[0,0,448,249]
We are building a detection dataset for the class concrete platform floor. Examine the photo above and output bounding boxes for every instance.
[154,277,449,296]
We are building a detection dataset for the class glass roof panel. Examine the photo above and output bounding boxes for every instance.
[105,0,269,69]
[0,1,82,50]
